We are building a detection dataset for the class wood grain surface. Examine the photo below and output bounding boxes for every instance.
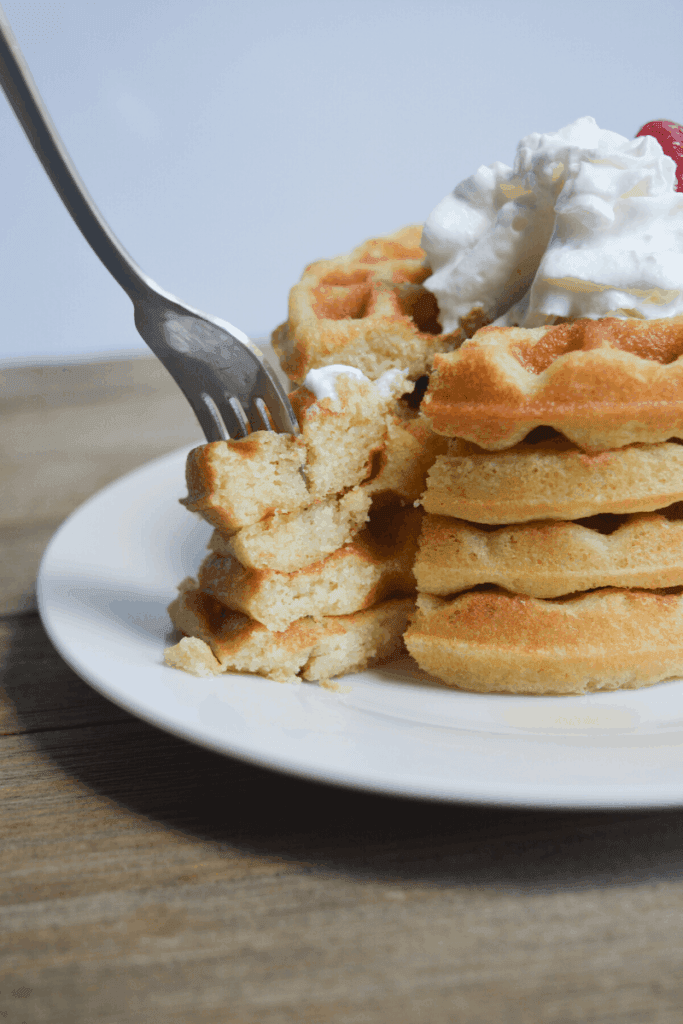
[2,355,683,1024]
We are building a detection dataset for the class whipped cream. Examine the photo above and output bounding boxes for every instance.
[304,365,409,402]
[422,116,683,330]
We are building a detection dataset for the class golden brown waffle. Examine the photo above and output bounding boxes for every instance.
[272,226,465,384]
[198,509,420,632]
[415,505,683,599]
[165,579,413,682]
[423,438,683,524]
[422,316,683,452]
[405,588,683,695]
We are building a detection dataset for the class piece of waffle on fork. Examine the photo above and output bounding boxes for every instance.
[165,370,445,682]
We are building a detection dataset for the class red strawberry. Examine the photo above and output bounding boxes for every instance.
[636,121,683,192]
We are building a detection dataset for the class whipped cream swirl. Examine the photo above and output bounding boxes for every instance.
[422,116,683,330]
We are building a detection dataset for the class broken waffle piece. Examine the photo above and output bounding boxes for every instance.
[362,417,449,505]
[414,506,683,599]
[164,635,222,677]
[165,579,413,682]
[422,317,683,452]
[289,370,405,498]
[209,488,371,573]
[303,597,414,682]
[181,370,406,533]
[404,588,683,695]
[198,508,421,632]
[182,432,308,531]
[422,438,683,524]
[272,226,464,384]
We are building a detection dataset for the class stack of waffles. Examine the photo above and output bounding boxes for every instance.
[272,225,469,385]
[404,317,683,694]
[167,226,683,694]
[164,372,447,682]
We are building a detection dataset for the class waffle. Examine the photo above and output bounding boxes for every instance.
[183,431,308,532]
[272,226,465,384]
[405,588,683,695]
[198,508,420,632]
[165,579,413,682]
[361,417,449,505]
[423,438,683,524]
[169,370,428,682]
[209,488,371,573]
[415,505,683,599]
[182,371,401,531]
[289,369,410,495]
[422,317,683,452]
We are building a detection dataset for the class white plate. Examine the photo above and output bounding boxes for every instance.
[37,445,683,810]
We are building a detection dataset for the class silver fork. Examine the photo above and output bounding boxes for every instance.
[0,7,299,442]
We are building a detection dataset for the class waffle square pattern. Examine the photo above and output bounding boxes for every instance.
[272,226,465,385]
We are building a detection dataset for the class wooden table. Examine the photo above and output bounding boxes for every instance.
[3,355,683,1024]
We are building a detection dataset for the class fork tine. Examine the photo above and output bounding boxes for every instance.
[196,391,229,441]
[253,365,299,435]
[251,397,274,432]
[226,396,250,438]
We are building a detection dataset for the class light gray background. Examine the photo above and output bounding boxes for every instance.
[2,0,683,362]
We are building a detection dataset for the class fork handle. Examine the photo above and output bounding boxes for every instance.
[0,5,154,301]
